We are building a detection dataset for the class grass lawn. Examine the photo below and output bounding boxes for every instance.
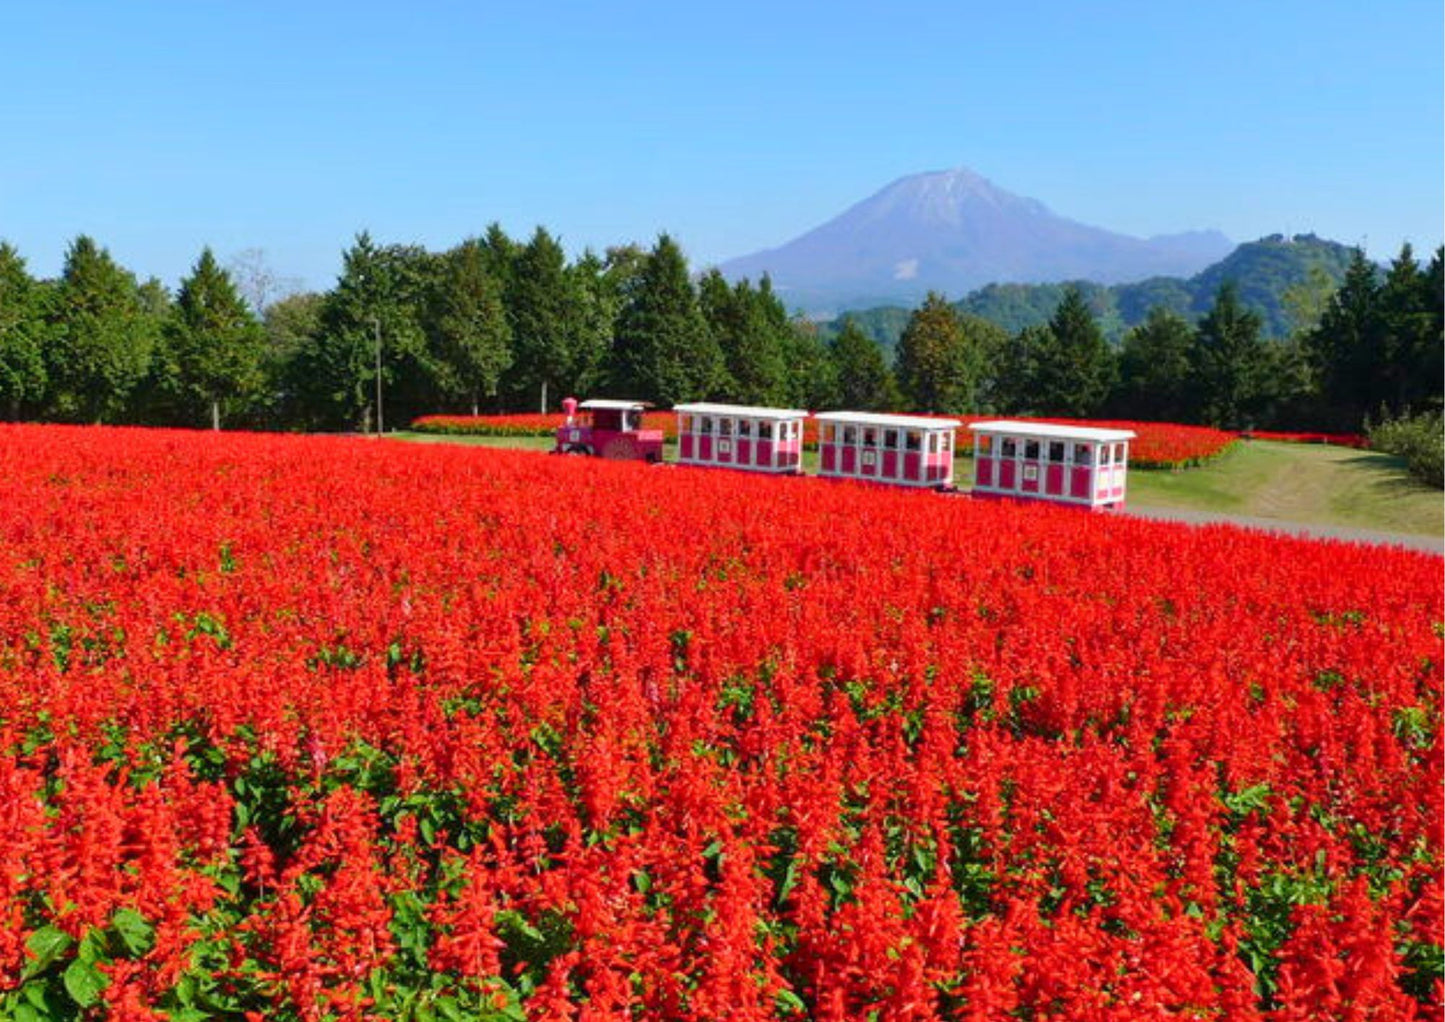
[390,433,1443,538]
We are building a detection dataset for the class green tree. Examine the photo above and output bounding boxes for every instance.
[0,243,47,419]
[613,234,723,405]
[1377,243,1441,415]
[430,240,512,414]
[507,227,574,412]
[296,232,433,431]
[45,235,159,423]
[831,316,899,410]
[263,292,323,427]
[700,271,787,405]
[894,292,978,413]
[1031,285,1114,416]
[986,325,1046,415]
[168,248,266,429]
[783,316,839,411]
[1305,249,1379,429]
[567,249,619,398]
[1114,307,1196,421]
[1192,281,1266,428]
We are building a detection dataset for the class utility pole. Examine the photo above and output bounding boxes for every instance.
[374,317,384,435]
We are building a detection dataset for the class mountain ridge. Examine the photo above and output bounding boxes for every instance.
[717,167,1233,314]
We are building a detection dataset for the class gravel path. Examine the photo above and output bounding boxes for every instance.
[1128,504,1444,554]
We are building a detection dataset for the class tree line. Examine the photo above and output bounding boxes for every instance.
[0,230,1438,433]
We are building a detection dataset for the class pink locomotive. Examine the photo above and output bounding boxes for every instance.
[554,398,665,462]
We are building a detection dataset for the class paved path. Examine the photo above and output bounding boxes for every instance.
[1128,504,1444,554]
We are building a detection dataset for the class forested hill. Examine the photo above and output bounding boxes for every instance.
[820,234,1360,352]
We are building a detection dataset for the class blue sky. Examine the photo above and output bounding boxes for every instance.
[2,1,1440,295]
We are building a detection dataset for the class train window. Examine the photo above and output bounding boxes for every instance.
[738,419,752,439]
[759,421,774,441]
[905,430,922,452]
[1114,442,1126,462]
[1099,444,1112,465]
[700,417,713,435]
[1000,437,1017,458]
[820,424,834,444]
[1024,440,1040,460]
[977,435,992,456]
[842,425,857,445]
[883,429,899,450]
[1049,441,1065,462]
[862,427,878,448]
[1074,444,1092,466]
[942,433,953,455]
[719,419,733,437]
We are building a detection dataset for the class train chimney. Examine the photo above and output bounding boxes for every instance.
[562,397,577,425]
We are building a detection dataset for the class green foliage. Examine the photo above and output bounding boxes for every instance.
[0,242,47,419]
[1192,282,1266,429]
[1367,409,1443,488]
[1030,286,1114,417]
[894,292,980,413]
[700,269,790,406]
[429,239,512,414]
[613,234,725,405]
[167,247,267,428]
[44,235,161,423]
[830,316,899,410]
[1114,307,1195,421]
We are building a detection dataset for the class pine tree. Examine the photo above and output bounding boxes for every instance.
[1305,249,1378,429]
[430,240,511,414]
[894,292,977,413]
[507,227,575,413]
[831,316,899,410]
[169,247,266,429]
[1192,281,1265,428]
[1116,307,1196,421]
[1031,286,1113,416]
[700,271,787,405]
[45,235,159,423]
[614,234,723,405]
[0,243,47,420]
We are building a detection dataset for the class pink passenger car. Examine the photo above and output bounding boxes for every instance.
[815,411,961,489]
[674,403,807,474]
[968,420,1135,509]
[554,398,665,462]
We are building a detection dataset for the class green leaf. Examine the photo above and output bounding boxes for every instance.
[62,958,108,1008]
[22,926,73,979]
[110,908,155,958]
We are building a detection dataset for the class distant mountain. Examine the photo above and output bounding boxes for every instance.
[717,167,1233,315]
[820,234,1361,354]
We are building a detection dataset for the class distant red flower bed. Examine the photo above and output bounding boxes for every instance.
[1244,430,1370,449]
[0,424,1438,1018]
[412,413,1236,468]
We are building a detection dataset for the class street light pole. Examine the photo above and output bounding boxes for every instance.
[373,317,384,435]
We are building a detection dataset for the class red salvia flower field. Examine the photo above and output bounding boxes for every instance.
[0,424,1438,1019]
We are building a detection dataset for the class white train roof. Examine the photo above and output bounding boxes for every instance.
[814,411,962,430]
[673,402,809,420]
[578,399,653,411]
[967,420,1136,442]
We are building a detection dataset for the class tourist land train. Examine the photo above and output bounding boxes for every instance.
[554,397,1135,511]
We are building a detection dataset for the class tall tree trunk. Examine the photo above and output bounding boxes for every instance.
[211,400,221,432]
[540,379,548,415]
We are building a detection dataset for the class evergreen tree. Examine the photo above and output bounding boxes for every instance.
[613,234,723,405]
[566,250,616,398]
[700,271,786,405]
[1377,243,1440,415]
[831,316,899,410]
[507,227,575,412]
[45,235,159,423]
[894,292,978,413]
[430,239,511,414]
[168,247,266,429]
[1192,281,1266,428]
[0,243,47,420]
[1305,249,1379,429]
[263,292,323,427]
[1031,286,1114,416]
[783,316,839,411]
[987,325,1047,415]
[1115,307,1196,421]
[297,233,433,431]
